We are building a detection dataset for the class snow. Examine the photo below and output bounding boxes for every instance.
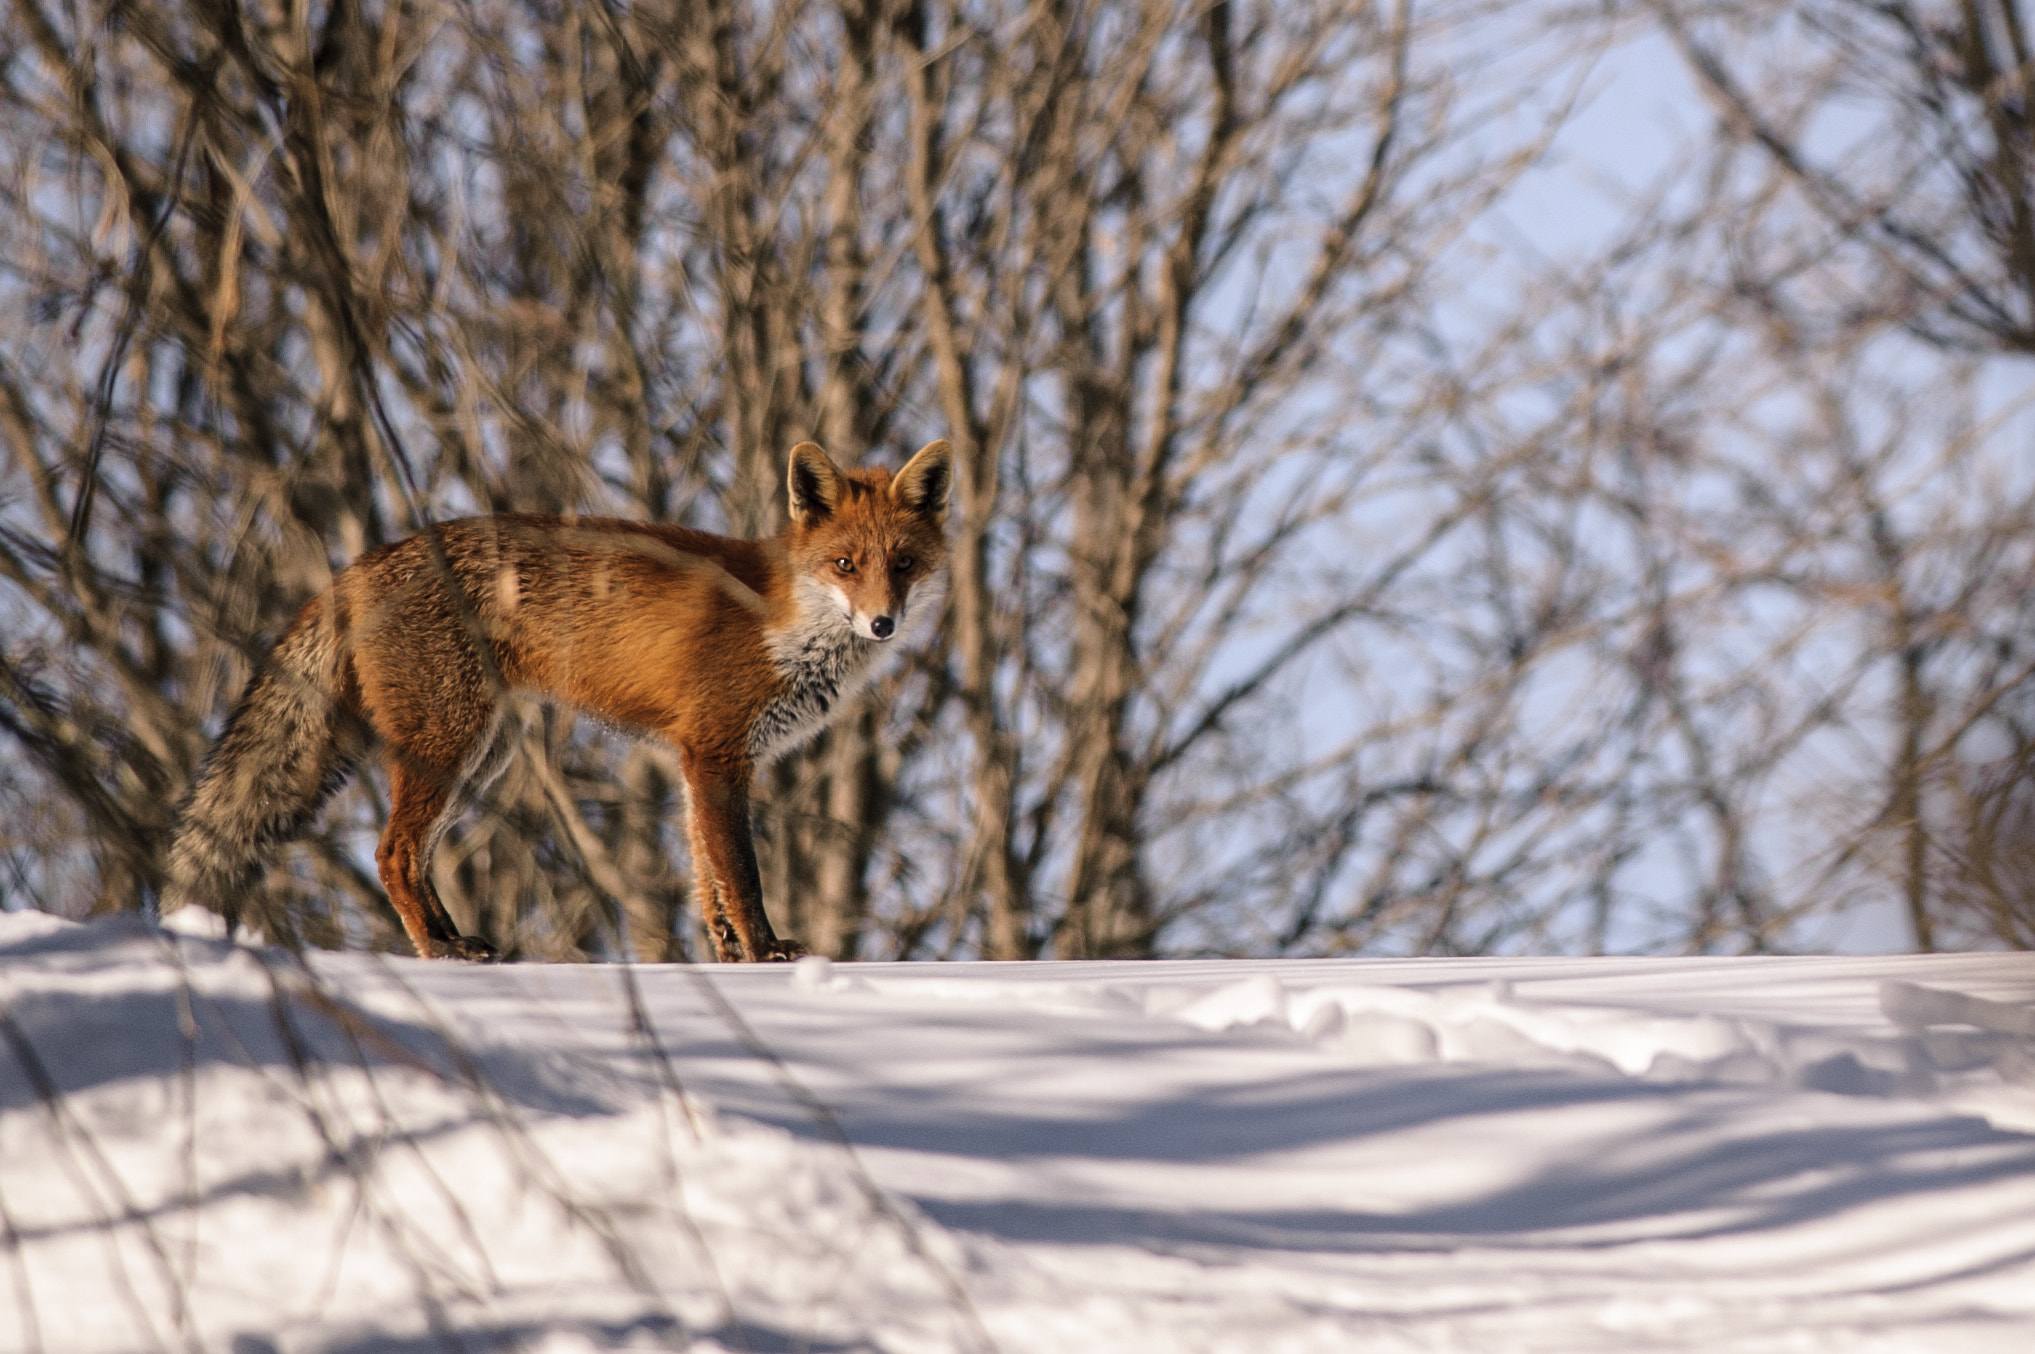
[3,911,2034,1352]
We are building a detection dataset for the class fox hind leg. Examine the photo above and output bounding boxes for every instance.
[376,708,514,961]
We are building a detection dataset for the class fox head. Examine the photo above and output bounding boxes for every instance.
[784,439,952,643]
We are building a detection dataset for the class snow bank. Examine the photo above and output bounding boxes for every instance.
[0,914,988,1354]
[4,912,2034,1352]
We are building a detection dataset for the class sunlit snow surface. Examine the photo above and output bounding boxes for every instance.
[3,911,2034,1352]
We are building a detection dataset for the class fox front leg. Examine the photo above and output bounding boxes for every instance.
[679,756,807,962]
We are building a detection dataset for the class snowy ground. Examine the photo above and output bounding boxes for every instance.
[3,911,2034,1352]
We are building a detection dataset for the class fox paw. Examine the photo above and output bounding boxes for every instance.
[438,935,500,963]
[754,938,809,963]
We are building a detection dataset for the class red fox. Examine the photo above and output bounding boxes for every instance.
[163,439,952,962]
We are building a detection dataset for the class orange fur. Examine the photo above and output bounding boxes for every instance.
[164,440,952,961]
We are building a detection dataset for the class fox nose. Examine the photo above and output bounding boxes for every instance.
[870,615,895,640]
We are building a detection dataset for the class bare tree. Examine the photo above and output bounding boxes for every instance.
[879,0,1595,957]
[40,0,2029,962]
[3,0,1626,960]
[1633,0,2035,949]
[1655,0,2035,352]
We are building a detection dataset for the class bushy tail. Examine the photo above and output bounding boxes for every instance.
[162,599,365,936]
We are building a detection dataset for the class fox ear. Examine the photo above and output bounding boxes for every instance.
[786,442,845,525]
[891,439,953,522]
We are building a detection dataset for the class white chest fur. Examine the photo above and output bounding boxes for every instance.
[748,578,886,763]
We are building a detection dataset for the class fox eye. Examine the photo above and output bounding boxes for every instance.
[893,555,914,572]
[834,557,855,574]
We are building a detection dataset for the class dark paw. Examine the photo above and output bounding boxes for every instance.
[754,938,809,963]
[439,935,500,963]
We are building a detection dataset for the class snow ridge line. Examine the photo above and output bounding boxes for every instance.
[797,958,2035,1124]
[1168,973,2035,1105]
